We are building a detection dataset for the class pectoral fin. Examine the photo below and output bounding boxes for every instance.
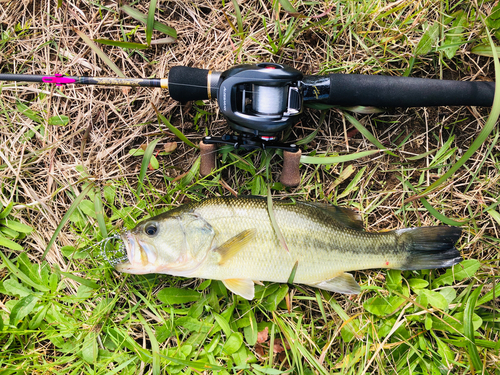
[309,273,360,294]
[215,229,256,265]
[223,278,255,300]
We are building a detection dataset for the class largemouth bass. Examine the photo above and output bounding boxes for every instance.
[115,196,462,300]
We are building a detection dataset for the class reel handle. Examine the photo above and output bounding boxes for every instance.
[168,66,220,102]
[280,149,302,187]
[303,74,495,107]
[199,140,217,176]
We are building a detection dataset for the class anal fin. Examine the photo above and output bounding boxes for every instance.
[308,273,360,295]
[222,278,255,300]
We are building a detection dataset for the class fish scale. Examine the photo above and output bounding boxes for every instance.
[115,196,463,300]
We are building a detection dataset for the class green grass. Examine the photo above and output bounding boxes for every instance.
[0,0,499,374]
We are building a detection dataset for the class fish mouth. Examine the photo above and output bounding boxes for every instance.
[113,232,159,274]
[114,232,134,272]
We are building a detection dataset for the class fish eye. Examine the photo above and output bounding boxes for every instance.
[144,223,158,236]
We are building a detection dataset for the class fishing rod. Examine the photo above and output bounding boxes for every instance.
[0,63,495,186]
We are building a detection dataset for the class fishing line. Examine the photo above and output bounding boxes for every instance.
[94,233,128,266]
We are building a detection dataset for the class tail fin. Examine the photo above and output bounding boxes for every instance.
[395,227,463,270]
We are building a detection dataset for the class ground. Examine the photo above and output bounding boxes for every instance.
[0,1,499,374]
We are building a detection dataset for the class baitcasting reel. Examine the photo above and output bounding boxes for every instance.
[168,62,305,186]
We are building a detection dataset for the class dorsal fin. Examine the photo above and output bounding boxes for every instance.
[306,203,364,231]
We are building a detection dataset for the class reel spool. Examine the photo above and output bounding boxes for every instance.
[216,63,303,135]
[251,85,288,115]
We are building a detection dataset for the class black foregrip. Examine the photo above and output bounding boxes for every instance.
[168,66,211,102]
[317,74,495,107]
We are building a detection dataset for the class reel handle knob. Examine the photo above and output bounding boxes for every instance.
[280,149,301,187]
[200,140,217,176]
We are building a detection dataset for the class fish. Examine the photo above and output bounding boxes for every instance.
[114,196,463,300]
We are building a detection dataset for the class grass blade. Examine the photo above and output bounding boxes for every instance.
[43,183,93,260]
[104,359,136,375]
[418,197,467,226]
[398,176,468,226]
[406,148,438,161]
[267,186,289,253]
[296,110,326,145]
[178,157,200,187]
[277,0,303,17]
[273,312,329,375]
[137,139,160,196]
[223,10,237,33]
[295,127,320,145]
[465,129,499,192]
[477,281,499,305]
[464,285,483,372]
[471,44,500,57]
[0,201,14,219]
[138,312,160,375]
[0,235,23,250]
[0,252,50,292]
[73,28,126,78]
[2,220,32,234]
[337,166,366,199]
[158,354,225,371]
[94,39,148,49]
[232,0,243,34]
[341,105,385,114]
[343,112,397,156]
[287,261,299,284]
[151,36,176,45]
[147,0,159,46]
[300,149,379,164]
[121,4,177,39]
[58,270,100,289]
[152,103,198,149]
[93,188,107,238]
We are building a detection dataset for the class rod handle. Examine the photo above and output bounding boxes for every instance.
[306,74,495,107]
[168,66,220,102]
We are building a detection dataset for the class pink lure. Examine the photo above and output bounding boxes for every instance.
[42,74,76,86]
